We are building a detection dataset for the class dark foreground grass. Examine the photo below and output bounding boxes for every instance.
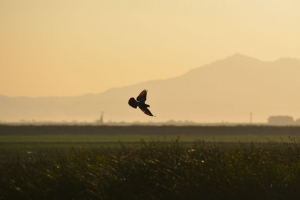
[1,139,300,200]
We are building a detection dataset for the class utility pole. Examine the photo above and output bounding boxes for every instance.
[98,111,103,125]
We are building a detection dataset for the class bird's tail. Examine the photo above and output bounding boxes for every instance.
[128,98,138,108]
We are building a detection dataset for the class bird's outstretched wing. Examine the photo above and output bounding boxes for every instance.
[128,97,138,108]
[139,107,154,116]
[137,89,147,103]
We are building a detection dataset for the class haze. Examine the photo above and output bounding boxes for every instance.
[1,0,300,97]
[1,54,300,123]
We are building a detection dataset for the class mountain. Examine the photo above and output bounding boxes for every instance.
[1,54,300,123]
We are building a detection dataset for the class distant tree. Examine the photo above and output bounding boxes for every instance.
[268,116,294,125]
[166,120,176,125]
[294,118,300,126]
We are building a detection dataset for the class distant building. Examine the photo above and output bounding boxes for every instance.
[96,112,104,125]
[268,116,294,126]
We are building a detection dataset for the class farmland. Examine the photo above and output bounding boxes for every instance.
[1,125,300,143]
[1,125,300,199]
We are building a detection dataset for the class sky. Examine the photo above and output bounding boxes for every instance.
[1,0,300,97]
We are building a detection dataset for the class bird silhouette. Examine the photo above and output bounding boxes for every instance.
[128,89,155,116]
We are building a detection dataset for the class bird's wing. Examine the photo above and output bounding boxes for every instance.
[128,97,138,108]
[137,89,147,103]
[139,107,154,116]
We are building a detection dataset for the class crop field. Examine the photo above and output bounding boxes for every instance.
[1,125,300,199]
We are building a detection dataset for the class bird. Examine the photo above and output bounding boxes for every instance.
[128,89,155,117]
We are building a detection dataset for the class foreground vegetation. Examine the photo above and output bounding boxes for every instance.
[1,138,300,200]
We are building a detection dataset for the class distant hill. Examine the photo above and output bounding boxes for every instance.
[1,54,300,123]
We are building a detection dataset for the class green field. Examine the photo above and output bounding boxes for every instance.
[1,125,300,144]
[1,125,300,199]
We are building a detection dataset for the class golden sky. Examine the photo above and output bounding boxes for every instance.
[1,0,300,97]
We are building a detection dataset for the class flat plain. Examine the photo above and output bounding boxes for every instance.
[1,125,300,144]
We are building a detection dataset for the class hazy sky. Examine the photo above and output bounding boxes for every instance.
[1,0,300,97]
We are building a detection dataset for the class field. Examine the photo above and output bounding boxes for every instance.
[1,125,300,199]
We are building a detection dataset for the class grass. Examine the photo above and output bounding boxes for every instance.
[1,125,300,199]
[1,140,300,199]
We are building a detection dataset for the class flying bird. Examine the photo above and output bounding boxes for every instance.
[128,89,155,117]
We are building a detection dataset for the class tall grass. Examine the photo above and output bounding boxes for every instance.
[1,139,300,199]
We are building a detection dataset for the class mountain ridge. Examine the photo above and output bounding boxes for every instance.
[1,54,300,123]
